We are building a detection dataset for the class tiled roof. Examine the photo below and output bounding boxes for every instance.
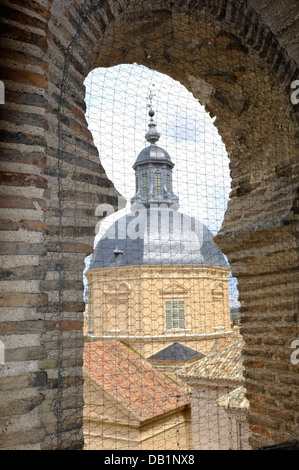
[83,340,189,422]
[217,386,249,410]
[149,342,205,361]
[178,331,244,383]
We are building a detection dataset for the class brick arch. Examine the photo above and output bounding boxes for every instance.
[49,0,299,241]
[0,0,298,450]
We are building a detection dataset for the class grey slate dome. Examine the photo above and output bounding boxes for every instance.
[90,207,228,269]
[133,144,173,168]
[89,107,228,271]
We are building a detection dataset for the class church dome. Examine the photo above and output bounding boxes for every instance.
[89,105,228,271]
[89,207,228,269]
[133,144,173,168]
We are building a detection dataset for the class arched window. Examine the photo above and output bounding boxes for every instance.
[167,173,171,193]
[155,172,162,198]
[142,173,148,198]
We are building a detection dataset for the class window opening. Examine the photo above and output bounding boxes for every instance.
[142,173,148,198]
[167,173,171,193]
[165,300,186,330]
[83,63,241,452]
[155,172,162,198]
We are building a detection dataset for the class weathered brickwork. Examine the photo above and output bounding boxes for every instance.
[0,0,298,450]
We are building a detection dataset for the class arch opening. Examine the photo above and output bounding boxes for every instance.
[40,0,299,450]
[82,63,241,450]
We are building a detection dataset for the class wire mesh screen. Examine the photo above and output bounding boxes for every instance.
[2,0,299,453]
[82,64,243,451]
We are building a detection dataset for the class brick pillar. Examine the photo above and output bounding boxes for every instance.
[0,1,52,449]
[0,0,120,449]
[215,155,299,448]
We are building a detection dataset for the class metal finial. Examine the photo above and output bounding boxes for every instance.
[145,85,160,144]
[147,85,155,110]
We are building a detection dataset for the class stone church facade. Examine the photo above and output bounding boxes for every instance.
[86,264,231,358]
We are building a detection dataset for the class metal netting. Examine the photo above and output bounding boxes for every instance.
[81,63,242,451]
[1,0,299,454]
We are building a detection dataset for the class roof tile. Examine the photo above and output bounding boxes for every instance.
[178,331,244,382]
[83,340,189,421]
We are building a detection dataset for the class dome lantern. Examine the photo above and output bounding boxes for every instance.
[131,107,179,208]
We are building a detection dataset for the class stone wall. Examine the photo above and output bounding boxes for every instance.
[86,264,231,358]
[0,0,121,449]
[0,0,298,449]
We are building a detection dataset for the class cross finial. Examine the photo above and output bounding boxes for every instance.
[145,84,160,143]
[147,84,155,112]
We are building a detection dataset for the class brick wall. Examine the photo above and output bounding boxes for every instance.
[0,0,298,449]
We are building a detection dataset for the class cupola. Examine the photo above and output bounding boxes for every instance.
[131,108,179,208]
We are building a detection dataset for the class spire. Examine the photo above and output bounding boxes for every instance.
[145,108,160,144]
[131,87,179,208]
